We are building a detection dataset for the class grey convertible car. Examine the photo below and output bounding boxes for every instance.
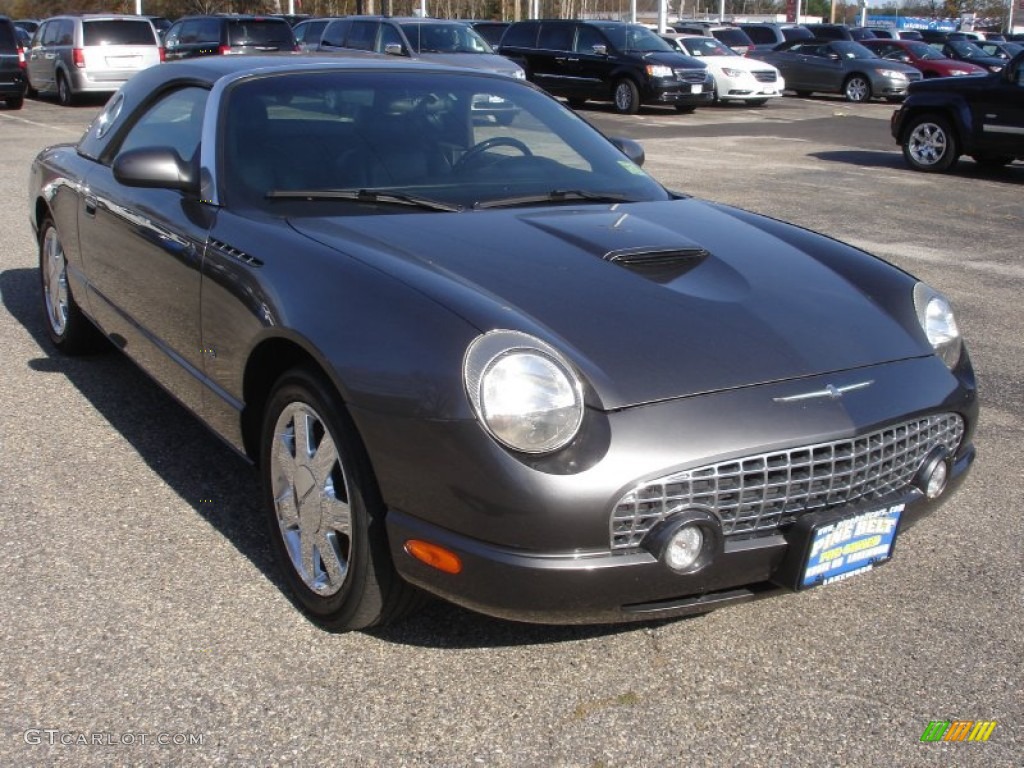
[30,56,977,631]
[750,38,922,101]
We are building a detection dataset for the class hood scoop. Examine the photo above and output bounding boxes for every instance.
[604,246,710,283]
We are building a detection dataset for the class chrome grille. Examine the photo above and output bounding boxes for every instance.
[752,70,777,83]
[674,68,707,84]
[610,413,963,550]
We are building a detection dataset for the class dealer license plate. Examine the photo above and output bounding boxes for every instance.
[801,504,903,588]
[690,84,703,94]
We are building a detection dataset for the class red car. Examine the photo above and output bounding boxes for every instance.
[862,39,987,78]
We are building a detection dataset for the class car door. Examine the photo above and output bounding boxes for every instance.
[969,60,1024,155]
[568,24,615,99]
[77,86,213,414]
[26,19,59,92]
[532,22,575,96]
[800,43,846,91]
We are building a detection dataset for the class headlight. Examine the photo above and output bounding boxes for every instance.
[511,69,526,80]
[720,67,748,78]
[950,69,971,76]
[988,65,1003,73]
[464,330,584,454]
[913,283,962,369]
[646,64,674,78]
[878,69,909,80]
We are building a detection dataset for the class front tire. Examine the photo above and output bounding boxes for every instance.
[39,217,102,353]
[902,114,959,172]
[567,97,587,109]
[612,78,640,115]
[844,75,871,103]
[261,368,420,631]
[5,95,24,110]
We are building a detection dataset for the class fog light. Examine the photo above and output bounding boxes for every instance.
[666,526,703,571]
[642,508,723,574]
[915,448,950,500]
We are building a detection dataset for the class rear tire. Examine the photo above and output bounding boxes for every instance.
[902,113,959,172]
[612,79,640,115]
[674,104,696,114]
[6,95,24,110]
[57,73,75,107]
[567,97,587,109]
[261,367,422,631]
[973,155,1013,168]
[746,98,769,107]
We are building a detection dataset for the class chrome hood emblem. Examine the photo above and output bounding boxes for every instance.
[773,380,874,403]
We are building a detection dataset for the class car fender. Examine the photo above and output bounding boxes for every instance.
[895,90,972,149]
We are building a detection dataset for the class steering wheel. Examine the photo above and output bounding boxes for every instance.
[454,137,533,173]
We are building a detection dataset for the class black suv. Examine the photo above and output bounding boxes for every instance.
[498,20,712,114]
[163,15,296,60]
[891,51,1024,172]
[0,15,26,109]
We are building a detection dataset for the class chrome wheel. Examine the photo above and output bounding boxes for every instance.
[271,402,353,596]
[902,114,959,172]
[42,226,69,336]
[613,79,639,115]
[907,122,948,167]
[844,76,870,102]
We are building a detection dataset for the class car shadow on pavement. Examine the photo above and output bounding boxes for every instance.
[812,149,1024,183]
[3,266,692,646]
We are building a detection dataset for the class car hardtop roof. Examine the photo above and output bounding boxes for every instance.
[129,52,511,88]
[43,13,158,20]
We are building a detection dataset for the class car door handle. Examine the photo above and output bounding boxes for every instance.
[554,57,567,63]
[84,194,97,217]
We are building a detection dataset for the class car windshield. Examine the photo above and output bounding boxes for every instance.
[904,41,942,59]
[602,25,673,53]
[222,71,670,212]
[401,23,493,53]
[947,40,986,58]
[831,41,876,59]
[681,37,736,57]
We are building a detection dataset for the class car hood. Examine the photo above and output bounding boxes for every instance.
[699,55,776,71]
[412,51,522,75]
[907,69,1000,94]
[640,51,706,68]
[289,199,925,409]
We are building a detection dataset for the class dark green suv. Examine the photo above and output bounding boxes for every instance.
[0,15,27,109]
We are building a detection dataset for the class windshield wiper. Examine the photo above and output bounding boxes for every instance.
[473,189,635,210]
[266,188,463,212]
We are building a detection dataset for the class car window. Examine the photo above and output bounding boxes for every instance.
[538,24,573,52]
[195,19,221,44]
[574,25,604,53]
[742,27,776,45]
[401,23,491,54]
[346,21,377,51]
[116,87,208,163]
[603,25,673,53]
[55,20,73,46]
[83,20,157,46]
[321,19,350,48]
[227,19,293,46]
[831,41,874,59]
[378,23,403,52]
[500,22,537,48]
[782,27,814,41]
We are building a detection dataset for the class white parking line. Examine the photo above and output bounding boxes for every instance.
[0,112,83,135]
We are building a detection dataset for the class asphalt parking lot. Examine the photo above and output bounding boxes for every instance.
[1,92,1021,766]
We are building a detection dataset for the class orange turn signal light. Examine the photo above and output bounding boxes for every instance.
[404,540,463,575]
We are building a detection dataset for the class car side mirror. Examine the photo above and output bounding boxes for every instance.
[113,147,198,194]
[610,136,645,167]
[383,42,404,56]
[592,44,607,56]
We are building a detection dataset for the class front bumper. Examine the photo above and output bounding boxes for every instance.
[387,448,973,624]
[352,355,977,625]
[645,76,715,106]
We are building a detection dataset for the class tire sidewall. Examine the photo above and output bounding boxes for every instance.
[903,114,958,172]
[260,368,386,630]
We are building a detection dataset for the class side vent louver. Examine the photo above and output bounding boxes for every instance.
[209,239,263,267]
[604,247,709,283]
